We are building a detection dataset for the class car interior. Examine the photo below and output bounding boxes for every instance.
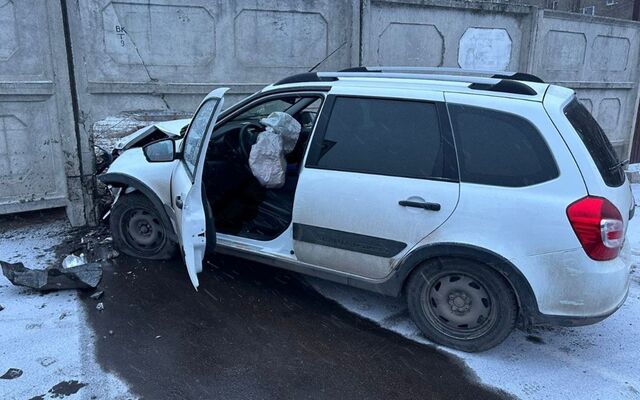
[203,95,323,241]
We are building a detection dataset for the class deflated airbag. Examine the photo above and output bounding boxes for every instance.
[249,112,301,188]
[260,111,302,154]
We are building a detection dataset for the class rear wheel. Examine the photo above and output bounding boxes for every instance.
[406,258,517,352]
[110,192,177,260]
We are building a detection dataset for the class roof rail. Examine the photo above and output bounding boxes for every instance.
[273,72,337,86]
[339,66,545,83]
[272,69,540,96]
[469,81,537,96]
[317,71,501,86]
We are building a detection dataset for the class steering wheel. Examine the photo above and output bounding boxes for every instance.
[238,122,263,160]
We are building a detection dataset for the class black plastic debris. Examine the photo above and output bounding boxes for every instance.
[48,380,87,398]
[0,261,102,291]
[0,304,4,312]
[0,368,23,380]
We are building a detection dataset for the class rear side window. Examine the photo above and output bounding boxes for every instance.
[448,104,558,187]
[564,99,624,187]
[307,97,452,180]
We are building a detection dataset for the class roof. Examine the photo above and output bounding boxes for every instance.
[262,67,553,103]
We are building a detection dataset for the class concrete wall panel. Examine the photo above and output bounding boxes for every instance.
[362,0,535,71]
[0,0,88,224]
[71,0,355,116]
[532,11,640,156]
[377,22,444,66]
[64,0,357,177]
[234,9,328,68]
[458,28,513,70]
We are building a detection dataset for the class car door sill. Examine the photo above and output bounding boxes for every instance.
[214,240,398,296]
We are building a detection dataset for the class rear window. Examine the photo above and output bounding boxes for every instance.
[564,99,624,187]
[448,104,559,187]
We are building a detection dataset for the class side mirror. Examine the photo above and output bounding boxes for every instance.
[143,139,176,162]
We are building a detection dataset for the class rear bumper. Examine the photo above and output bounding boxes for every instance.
[530,286,629,327]
[514,246,631,325]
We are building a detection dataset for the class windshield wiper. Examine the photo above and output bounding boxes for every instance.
[610,158,629,171]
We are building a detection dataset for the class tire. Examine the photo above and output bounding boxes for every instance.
[406,257,517,352]
[110,192,177,260]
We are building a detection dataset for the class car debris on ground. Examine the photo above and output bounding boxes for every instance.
[0,368,23,380]
[0,225,119,292]
[0,261,102,291]
[90,290,104,300]
[96,302,104,311]
[62,253,87,269]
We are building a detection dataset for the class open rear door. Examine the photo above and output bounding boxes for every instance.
[170,88,228,289]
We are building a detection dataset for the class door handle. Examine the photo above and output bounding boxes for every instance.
[398,200,441,211]
[175,196,183,209]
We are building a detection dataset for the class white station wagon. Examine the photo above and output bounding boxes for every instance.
[100,67,633,352]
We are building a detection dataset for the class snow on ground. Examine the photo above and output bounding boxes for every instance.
[0,215,132,400]
[309,188,640,400]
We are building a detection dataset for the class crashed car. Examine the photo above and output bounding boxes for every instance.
[100,67,633,352]
[113,118,192,157]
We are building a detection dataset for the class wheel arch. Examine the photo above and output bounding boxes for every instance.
[99,172,178,242]
[387,243,539,325]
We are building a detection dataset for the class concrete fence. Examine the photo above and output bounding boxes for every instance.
[1,0,639,226]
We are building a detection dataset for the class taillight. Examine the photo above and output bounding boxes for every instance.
[566,196,624,261]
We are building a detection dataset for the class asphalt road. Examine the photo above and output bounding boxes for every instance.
[79,252,511,400]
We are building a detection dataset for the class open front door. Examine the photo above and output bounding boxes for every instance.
[171,88,228,289]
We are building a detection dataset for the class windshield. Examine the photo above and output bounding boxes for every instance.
[564,98,625,187]
[233,98,299,122]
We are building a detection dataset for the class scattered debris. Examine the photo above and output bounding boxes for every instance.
[62,254,87,269]
[155,335,162,339]
[1,261,102,291]
[0,368,23,380]
[38,357,57,367]
[47,380,87,398]
[109,330,114,336]
[0,304,4,311]
[96,302,104,311]
[59,312,68,320]
[93,247,120,262]
[79,229,120,262]
[95,145,112,174]
[90,290,104,300]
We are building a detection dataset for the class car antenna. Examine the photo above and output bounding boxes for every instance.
[308,41,347,72]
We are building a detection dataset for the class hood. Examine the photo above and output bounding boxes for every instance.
[155,118,192,136]
[114,118,191,152]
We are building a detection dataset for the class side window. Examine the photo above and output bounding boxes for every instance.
[183,100,217,175]
[448,104,558,187]
[308,97,448,180]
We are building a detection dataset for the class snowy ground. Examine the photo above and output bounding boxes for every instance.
[2,188,640,399]
[0,215,132,399]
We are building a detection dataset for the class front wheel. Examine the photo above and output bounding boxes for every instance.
[406,258,517,352]
[110,192,177,260]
